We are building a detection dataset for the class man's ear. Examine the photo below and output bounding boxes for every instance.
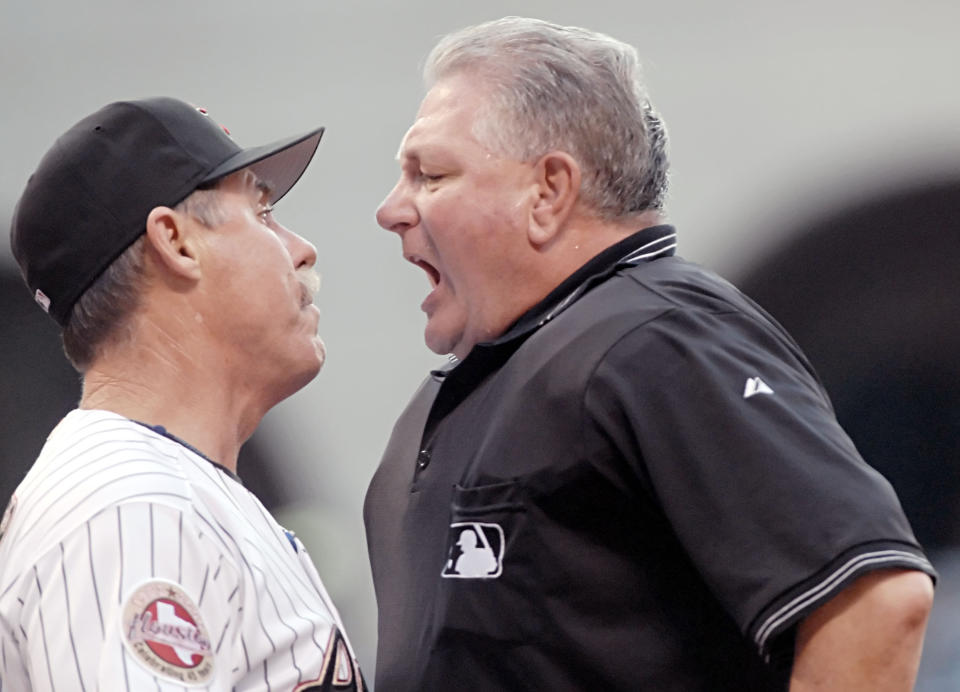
[529,151,581,246]
[144,206,202,280]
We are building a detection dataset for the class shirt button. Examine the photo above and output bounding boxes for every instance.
[417,449,431,470]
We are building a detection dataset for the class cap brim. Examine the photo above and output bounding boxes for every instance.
[201,127,325,204]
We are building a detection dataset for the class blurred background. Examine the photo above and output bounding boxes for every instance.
[2,0,958,688]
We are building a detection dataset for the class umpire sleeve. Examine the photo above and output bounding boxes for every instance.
[585,306,935,662]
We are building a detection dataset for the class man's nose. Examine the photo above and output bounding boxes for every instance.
[282,225,318,269]
[376,180,418,234]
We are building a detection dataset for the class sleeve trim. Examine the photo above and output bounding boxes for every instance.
[753,548,935,655]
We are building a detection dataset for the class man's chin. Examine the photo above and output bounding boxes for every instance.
[424,327,459,359]
[312,335,327,368]
[275,358,324,404]
[290,339,326,385]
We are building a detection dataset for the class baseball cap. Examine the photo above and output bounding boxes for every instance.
[10,97,325,327]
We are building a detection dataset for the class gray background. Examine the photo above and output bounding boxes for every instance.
[2,0,959,686]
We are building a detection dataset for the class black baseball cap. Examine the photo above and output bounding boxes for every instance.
[10,97,325,327]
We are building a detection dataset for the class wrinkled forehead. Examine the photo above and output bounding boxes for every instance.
[395,116,435,161]
[396,78,484,161]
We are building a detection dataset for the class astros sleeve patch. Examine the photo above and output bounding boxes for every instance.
[121,579,215,686]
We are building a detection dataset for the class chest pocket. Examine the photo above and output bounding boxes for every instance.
[430,479,547,645]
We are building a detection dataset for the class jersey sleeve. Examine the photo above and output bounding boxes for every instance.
[584,305,935,662]
[8,500,242,691]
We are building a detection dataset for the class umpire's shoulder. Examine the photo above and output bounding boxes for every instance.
[622,256,757,315]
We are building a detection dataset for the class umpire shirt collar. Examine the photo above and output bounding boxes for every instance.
[432,223,677,383]
[499,223,677,343]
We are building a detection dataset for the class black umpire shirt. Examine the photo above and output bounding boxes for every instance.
[364,225,935,691]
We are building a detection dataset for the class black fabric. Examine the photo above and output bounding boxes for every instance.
[364,226,935,691]
[10,97,323,326]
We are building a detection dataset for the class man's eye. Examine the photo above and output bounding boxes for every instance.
[258,205,275,222]
[421,172,444,182]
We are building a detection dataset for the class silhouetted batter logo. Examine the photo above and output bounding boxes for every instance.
[121,580,214,686]
[442,522,504,579]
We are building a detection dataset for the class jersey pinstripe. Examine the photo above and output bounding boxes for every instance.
[0,409,363,691]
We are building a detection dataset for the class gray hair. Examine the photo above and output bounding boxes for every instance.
[424,16,669,219]
[62,186,226,372]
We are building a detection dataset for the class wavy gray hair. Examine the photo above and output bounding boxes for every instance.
[425,16,669,219]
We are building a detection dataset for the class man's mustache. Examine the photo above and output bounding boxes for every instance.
[298,269,321,305]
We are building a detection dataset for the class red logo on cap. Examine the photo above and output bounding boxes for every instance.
[195,106,231,136]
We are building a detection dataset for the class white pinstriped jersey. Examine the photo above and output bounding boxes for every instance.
[0,409,364,691]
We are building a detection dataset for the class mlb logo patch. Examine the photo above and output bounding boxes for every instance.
[442,522,504,579]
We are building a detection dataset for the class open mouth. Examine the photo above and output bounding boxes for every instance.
[409,255,441,289]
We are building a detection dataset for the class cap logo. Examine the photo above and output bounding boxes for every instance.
[194,105,231,137]
[122,579,214,686]
[33,289,51,313]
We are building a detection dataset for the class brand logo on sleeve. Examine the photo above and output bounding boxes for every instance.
[743,376,774,399]
[121,580,214,686]
[441,522,504,579]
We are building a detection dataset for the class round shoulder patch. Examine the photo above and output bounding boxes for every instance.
[121,579,214,686]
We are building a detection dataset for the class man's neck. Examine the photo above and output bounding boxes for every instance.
[79,332,266,473]
[534,208,665,305]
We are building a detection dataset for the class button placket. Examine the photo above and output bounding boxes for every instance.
[416,449,432,470]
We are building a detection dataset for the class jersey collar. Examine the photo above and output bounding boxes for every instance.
[431,224,676,376]
[423,225,677,438]
[133,420,244,484]
[498,224,677,343]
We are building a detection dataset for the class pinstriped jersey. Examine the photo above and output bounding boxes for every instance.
[0,408,364,691]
